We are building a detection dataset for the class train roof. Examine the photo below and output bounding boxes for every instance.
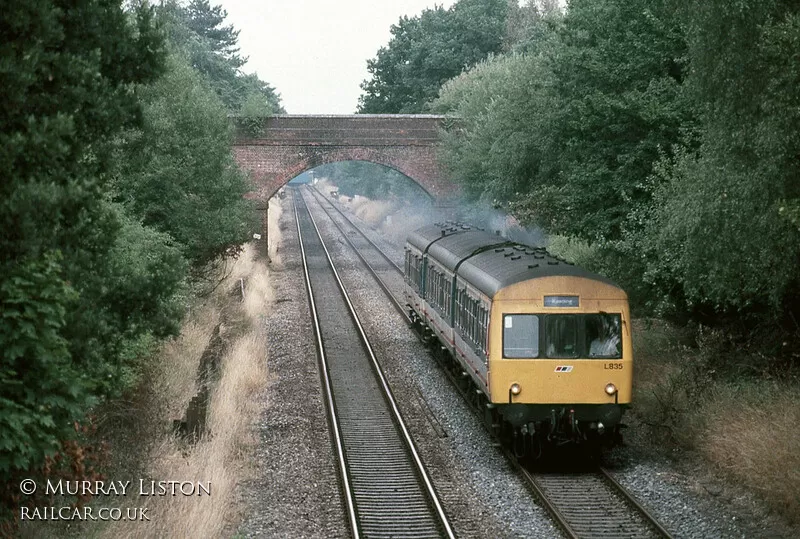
[406,222,620,298]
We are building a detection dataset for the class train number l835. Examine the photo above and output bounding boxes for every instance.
[604,362,624,370]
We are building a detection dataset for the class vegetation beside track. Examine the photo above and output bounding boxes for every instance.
[631,320,800,525]
[96,243,271,539]
[1,1,281,532]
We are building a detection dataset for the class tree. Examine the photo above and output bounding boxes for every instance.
[433,52,557,202]
[112,54,258,269]
[515,0,690,242]
[0,0,165,478]
[161,0,284,113]
[503,0,561,53]
[358,0,509,113]
[184,0,244,69]
[629,0,800,321]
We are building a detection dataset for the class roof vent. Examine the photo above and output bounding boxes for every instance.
[511,255,521,260]
[547,261,559,265]
[528,264,539,269]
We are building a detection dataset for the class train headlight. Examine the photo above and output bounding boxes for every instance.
[510,383,522,396]
[604,382,618,396]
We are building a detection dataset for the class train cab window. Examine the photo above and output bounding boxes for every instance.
[503,315,540,358]
[545,315,579,358]
[585,314,622,358]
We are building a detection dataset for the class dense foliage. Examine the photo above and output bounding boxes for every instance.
[358,0,509,113]
[0,0,280,495]
[433,0,800,337]
[111,55,257,268]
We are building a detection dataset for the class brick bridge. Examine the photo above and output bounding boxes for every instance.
[232,114,459,201]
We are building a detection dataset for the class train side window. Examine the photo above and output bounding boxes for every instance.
[469,298,478,341]
[455,288,466,332]
[442,274,451,317]
[544,315,579,358]
[503,314,539,358]
[478,306,488,355]
[438,271,447,313]
[428,266,438,306]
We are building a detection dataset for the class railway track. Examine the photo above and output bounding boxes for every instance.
[304,184,675,539]
[522,466,672,539]
[292,187,454,539]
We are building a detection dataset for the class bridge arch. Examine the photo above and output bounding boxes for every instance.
[274,152,435,199]
[232,115,458,201]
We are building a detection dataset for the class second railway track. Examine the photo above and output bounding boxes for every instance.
[293,187,454,539]
[303,184,675,539]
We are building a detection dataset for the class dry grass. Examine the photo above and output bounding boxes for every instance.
[153,315,219,420]
[699,384,800,523]
[632,319,800,524]
[99,242,272,539]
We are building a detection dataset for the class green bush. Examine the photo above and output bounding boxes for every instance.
[112,55,258,268]
[0,254,84,473]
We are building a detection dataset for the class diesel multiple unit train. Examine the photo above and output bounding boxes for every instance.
[404,223,632,456]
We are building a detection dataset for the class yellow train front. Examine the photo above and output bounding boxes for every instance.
[404,223,632,457]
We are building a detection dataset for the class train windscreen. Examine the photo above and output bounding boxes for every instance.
[502,313,622,359]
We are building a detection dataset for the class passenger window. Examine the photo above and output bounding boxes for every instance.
[545,315,578,358]
[503,315,539,358]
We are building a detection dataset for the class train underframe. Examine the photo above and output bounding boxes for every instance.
[410,310,625,459]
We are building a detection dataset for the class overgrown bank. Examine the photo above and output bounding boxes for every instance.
[630,320,800,525]
[1,0,282,533]
[103,242,272,538]
[14,241,273,539]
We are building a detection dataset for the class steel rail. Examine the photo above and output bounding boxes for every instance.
[307,185,403,272]
[519,466,580,539]
[305,185,675,539]
[293,190,360,539]
[303,186,407,320]
[295,188,455,539]
[600,467,674,539]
